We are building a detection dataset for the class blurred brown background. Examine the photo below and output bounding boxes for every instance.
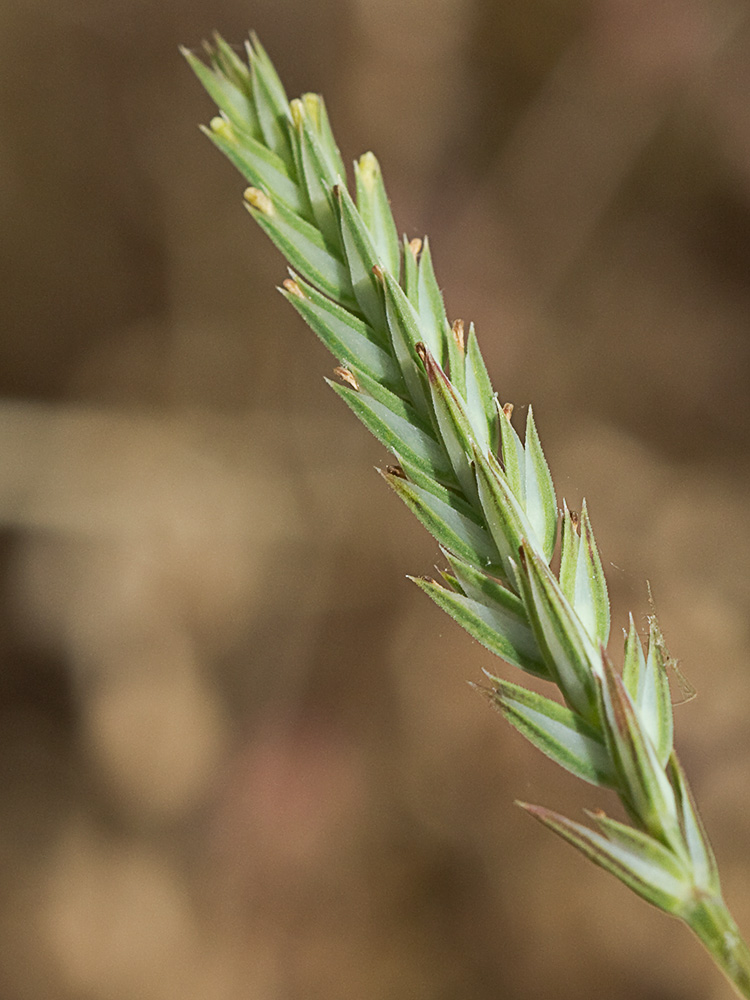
[1,0,749,997]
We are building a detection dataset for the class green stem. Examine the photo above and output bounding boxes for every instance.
[685,893,750,998]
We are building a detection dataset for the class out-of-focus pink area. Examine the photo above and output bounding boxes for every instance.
[0,1,749,997]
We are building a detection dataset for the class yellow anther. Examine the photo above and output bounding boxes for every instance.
[243,187,274,215]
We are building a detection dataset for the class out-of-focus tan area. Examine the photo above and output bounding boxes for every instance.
[1,0,750,997]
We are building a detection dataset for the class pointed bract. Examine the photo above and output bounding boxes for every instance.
[418,343,480,502]
[381,272,432,418]
[247,33,290,111]
[355,153,401,279]
[559,501,580,602]
[244,188,352,304]
[208,34,254,98]
[623,615,673,767]
[520,804,693,915]
[416,238,450,371]
[473,446,532,584]
[290,99,342,248]
[246,34,295,167]
[443,548,518,608]
[382,471,501,569]
[572,502,610,646]
[281,273,399,385]
[182,46,261,138]
[464,325,499,454]
[598,654,685,857]
[403,236,420,305]
[414,580,548,677]
[327,377,455,488]
[335,184,388,329]
[499,404,525,505]
[515,540,600,723]
[644,617,674,766]
[487,678,616,786]
[667,754,721,896]
[205,117,308,217]
[523,407,558,563]
[301,92,347,182]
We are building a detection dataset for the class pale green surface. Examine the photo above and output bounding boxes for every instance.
[186,35,750,997]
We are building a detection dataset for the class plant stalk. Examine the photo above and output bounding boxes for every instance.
[685,894,750,998]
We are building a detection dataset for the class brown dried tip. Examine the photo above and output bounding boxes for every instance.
[282,278,304,298]
[414,342,430,366]
[372,264,384,283]
[502,402,514,420]
[569,509,580,533]
[385,464,407,479]
[451,319,465,351]
[408,237,422,259]
[470,681,501,710]
[333,366,360,391]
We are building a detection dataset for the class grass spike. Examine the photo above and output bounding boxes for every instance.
[185,36,750,998]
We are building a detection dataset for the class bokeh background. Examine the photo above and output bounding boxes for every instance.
[1,0,750,997]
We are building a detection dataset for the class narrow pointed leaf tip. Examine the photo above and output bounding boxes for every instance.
[355,152,400,278]
[280,271,403,391]
[413,578,548,678]
[418,240,451,369]
[380,470,500,569]
[485,676,616,787]
[519,803,693,915]
[599,654,684,857]
[473,446,532,585]
[243,187,353,303]
[205,117,306,216]
[416,341,481,502]
[335,183,388,331]
[181,45,258,136]
[495,405,557,563]
[515,540,600,723]
[463,325,499,454]
[667,754,721,896]
[291,98,342,247]
[622,614,673,767]
[559,499,609,647]
[522,407,558,562]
